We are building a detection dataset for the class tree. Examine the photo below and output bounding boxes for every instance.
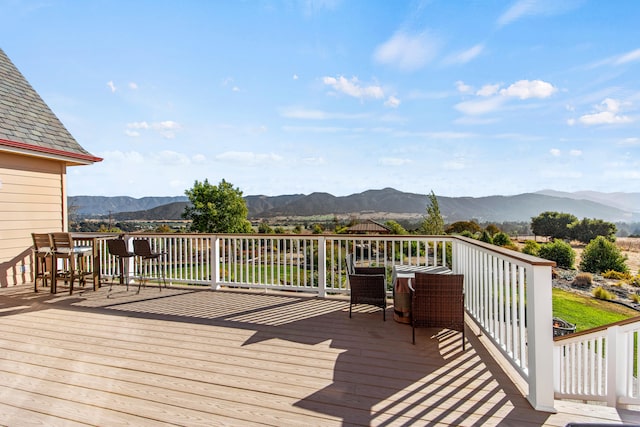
[531,211,577,240]
[568,218,617,244]
[445,221,481,235]
[492,232,512,247]
[182,179,252,233]
[385,220,408,235]
[419,190,445,235]
[485,224,501,236]
[579,236,628,274]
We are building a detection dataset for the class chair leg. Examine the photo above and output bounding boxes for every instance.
[412,325,416,345]
[349,302,352,318]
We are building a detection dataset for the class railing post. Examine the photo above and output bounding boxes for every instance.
[124,235,135,284]
[606,325,624,407]
[210,235,220,290]
[318,236,326,298]
[526,264,556,412]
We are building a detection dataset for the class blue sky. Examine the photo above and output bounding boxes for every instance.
[1,0,639,198]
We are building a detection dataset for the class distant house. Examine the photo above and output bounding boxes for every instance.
[345,219,391,234]
[0,48,101,287]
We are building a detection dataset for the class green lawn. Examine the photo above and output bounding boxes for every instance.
[553,288,640,332]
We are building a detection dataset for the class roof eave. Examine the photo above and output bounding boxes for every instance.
[0,138,102,166]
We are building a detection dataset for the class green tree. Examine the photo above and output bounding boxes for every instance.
[485,224,501,236]
[385,220,408,235]
[182,178,252,233]
[579,236,628,274]
[419,190,445,235]
[522,240,541,256]
[479,230,493,244]
[445,221,481,235]
[538,239,575,269]
[492,232,512,247]
[531,211,577,240]
[568,218,617,244]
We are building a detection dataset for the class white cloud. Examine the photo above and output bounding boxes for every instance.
[569,149,582,156]
[497,0,581,27]
[322,75,384,100]
[577,98,633,125]
[128,82,138,90]
[125,120,182,138]
[293,74,299,80]
[125,130,140,137]
[614,48,640,65]
[455,81,473,94]
[550,148,561,156]
[443,160,465,170]
[455,96,506,115]
[280,107,368,120]
[476,83,501,97]
[384,95,401,108]
[379,157,412,166]
[302,157,325,165]
[499,79,557,99]
[619,137,640,146]
[107,81,116,93]
[215,151,284,165]
[444,44,484,65]
[155,150,190,166]
[373,31,439,71]
[192,154,207,163]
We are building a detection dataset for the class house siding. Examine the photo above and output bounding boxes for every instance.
[0,152,64,286]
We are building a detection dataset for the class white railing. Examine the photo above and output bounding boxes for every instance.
[84,232,555,411]
[554,317,640,407]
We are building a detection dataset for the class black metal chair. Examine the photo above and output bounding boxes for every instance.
[133,238,167,291]
[411,273,465,350]
[106,238,136,293]
[348,273,387,321]
[31,233,53,292]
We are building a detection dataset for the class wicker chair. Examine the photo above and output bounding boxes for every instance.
[133,238,167,291]
[411,273,465,350]
[31,233,53,292]
[348,273,387,321]
[354,266,386,275]
[106,238,136,293]
[50,232,83,295]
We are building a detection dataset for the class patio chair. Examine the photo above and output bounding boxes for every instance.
[411,273,465,350]
[106,238,136,293]
[133,238,167,291]
[348,273,387,321]
[31,233,53,292]
[50,232,86,295]
[354,266,386,275]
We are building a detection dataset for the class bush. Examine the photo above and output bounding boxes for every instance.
[602,270,632,281]
[522,240,541,256]
[479,230,493,244]
[492,232,512,247]
[630,293,640,304]
[538,239,576,269]
[627,275,640,287]
[579,236,628,274]
[593,286,614,300]
[573,272,593,286]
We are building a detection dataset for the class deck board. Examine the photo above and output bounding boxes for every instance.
[0,285,638,426]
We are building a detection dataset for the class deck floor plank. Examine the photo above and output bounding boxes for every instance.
[0,285,638,426]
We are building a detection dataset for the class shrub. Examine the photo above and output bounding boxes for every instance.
[579,236,629,274]
[593,286,614,300]
[630,293,640,304]
[538,239,575,269]
[459,230,476,239]
[602,270,632,281]
[479,230,493,244]
[627,275,640,287]
[573,272,593,286]
[522,240,541,256]
[492,232,512,247]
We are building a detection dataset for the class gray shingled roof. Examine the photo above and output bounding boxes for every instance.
[0,48,99,163]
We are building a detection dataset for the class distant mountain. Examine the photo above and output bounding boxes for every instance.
[69,188,640,223]
[70,196,188,216]
[536,190,640,213]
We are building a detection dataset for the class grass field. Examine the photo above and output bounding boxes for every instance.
[553,287,640,332]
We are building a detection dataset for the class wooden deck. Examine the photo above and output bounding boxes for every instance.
[0,284,638,426]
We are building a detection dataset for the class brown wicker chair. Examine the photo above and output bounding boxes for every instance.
[31,233,53,292]
[50,232,84,295]
[411,273,465,350]
[348,273,387,321]
[354,266,386,275]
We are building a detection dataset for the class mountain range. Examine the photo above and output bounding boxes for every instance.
[69,188,640,224]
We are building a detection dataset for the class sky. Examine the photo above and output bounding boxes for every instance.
[1,0,639,199]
